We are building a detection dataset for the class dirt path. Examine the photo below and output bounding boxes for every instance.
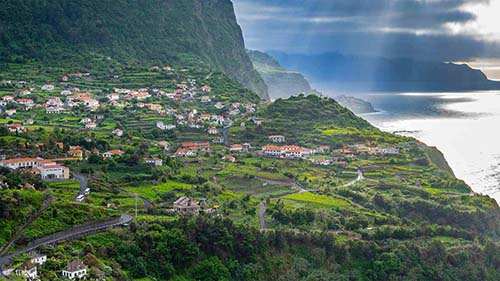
[258,202,267,229]
[342,169,365,187]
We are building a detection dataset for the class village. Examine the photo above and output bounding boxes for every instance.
[0,66,414,280]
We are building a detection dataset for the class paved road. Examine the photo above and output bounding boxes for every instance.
[0,214,132,275]
[72,172,88,200]
[258,202,267,229]
[342,169,365,187]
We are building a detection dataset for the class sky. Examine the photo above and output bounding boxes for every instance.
[232,0,500,79]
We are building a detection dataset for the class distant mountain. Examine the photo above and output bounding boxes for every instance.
[248,50,317,99]
[0,0,269,99]
[334,95,377,114]
[269,51,500,93]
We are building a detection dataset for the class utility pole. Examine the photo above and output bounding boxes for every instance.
[135,195,138,218]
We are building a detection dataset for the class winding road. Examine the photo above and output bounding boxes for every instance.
[0,214,132,275]
[342,169,365,187]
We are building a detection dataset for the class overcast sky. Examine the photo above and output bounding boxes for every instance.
[233,0,500,67]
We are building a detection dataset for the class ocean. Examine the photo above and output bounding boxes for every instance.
[335,91,500,203]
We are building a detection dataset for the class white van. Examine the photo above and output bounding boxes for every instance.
[76,195,85,202]
[84,188,90,195]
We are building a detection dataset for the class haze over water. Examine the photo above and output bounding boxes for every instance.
[332,91,500,203]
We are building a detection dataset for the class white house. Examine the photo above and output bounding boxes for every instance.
[85,122,97,130]
[156,121,176,130]
[36,165,70,180]
[80,117,92,124]
[30,254,47,265]
[42,84,55,91]
[268,135,286,143]
[62,260,87,280]
[102,150,125,159]
[143,157,163,167]
[112,128,123,137]
[208,127,219,135]
[15,262,37,279]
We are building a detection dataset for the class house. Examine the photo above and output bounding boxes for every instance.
[62,260,87,280]
[30,253,47,265]
[157,141,170,151]
[201,85,212,92]
[15,262,37,279]
[156,121,176,130]
[68,148,83,159]
[199,114,211,121]
[5,123,26,133]
[375,147,400,155]
[242,143,252,152]
[145,103,162,112]
[56,142,64,149]
[16,98,34,107]
[107,93,120,101]
[42,84,55,91]
[222,155,236,163]
[269,135,286,143]
[207,127,219,135]
[84,98,100,109]
[85,122,97,130]
[201,95,211,103]
[80,117,92,124]
[1,95,14,102]
[0,157,45,170]
[229,144,243,152]
[18,90,32,96]
[214,102,224,109]
[262,145,283,157]
[173,196,200,215]
[61,90,72,96]
[102,150,125,159]
[5,109,16,116]
[46,107,65,114]
[112,128,123,137]
[174,148,195,158]
[46,97,63,106]
[35,164,70,180]
[181,142,210,152]
[143,157,163,167]
[113,88,130,94]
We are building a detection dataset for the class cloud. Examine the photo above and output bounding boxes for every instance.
[232,0,500,61]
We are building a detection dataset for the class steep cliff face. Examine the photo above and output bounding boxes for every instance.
[248,50,315,99]
[0,0,268,99]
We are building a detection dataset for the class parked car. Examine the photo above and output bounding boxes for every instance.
[76,195,85,202]
[84,188,90,195]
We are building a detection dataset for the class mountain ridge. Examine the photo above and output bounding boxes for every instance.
[0,0,269,99]
[269,51,500,93]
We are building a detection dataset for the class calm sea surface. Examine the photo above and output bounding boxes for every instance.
[332,91,500,202]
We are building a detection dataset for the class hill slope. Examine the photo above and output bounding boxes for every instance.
[248,50,316,99]
[0,0,269,99]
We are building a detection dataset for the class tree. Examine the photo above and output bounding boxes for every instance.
[190,257,230,281]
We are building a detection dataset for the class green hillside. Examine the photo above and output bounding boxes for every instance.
[0,0,269,99]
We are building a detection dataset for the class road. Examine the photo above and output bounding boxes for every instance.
[72,172,88,200]
[258,202,267,229]
[0,214,132,275]
[342,169,365,187]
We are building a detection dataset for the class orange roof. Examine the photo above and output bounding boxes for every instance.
[0,157,42,163]
[262,145,282,151]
